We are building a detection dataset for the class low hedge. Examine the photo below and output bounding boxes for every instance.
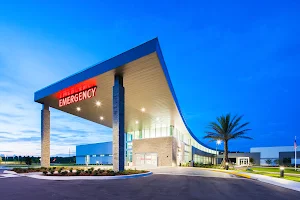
[193,163,214,168]
[12,168,43,173]
[12,167,148,176]
[43,169,148,176]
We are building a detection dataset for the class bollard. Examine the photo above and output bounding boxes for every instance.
[280,167,284,178]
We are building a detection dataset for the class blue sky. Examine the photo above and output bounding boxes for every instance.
[0,1,300,156]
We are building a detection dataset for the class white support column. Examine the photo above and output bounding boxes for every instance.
[41,104,50,167]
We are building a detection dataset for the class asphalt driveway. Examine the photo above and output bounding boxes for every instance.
[0,172,299,200]
[150,166,235,178]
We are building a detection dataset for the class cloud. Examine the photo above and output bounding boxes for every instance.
[0,27,112,156]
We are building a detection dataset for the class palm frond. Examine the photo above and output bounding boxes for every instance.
[209,122,223,134]
[236,136,253,139]
[232,122,250,134]
[228,115,242,133]
[229,129,252,139]
[203,135,222,140]
[204,114,251,142]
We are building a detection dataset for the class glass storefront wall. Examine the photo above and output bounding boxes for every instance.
[126,126,216,162]
[193,154,213,164]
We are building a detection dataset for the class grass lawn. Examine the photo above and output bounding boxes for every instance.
[0,164,40,168]
[251,167,300,174]
[249,171,300,182]
[1,163,77,168]
[51,163,76,166]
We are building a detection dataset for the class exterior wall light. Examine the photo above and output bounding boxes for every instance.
[141,107,146,112]
[135,120,139,124]
[96,101,101,106]
[76,107,81,111]
[100,116,104,121]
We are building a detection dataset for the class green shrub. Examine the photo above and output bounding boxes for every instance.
[50,170,55,175]
[76,170,81,176]
[12,168,29,173]
[61,171,68,176]
[69,168,73,173]
[246,168,253,172]
[193,163,214,168]
[58,168,63,173]
[43,171,48,175]
[92,171,98,176]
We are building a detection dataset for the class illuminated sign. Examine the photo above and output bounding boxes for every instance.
[56,78,97,107]
[59,86,97,107]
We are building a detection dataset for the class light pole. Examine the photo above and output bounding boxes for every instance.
[68,147,71,163]
[280,166,285,178]
[216,140,221,165]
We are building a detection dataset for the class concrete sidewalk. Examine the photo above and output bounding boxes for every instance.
[208,168,300,192]
[238,171,300,192]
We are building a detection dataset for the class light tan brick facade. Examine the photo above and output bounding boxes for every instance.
[132,137,178,166]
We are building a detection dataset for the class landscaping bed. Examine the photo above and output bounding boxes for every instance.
[12,167,148,176]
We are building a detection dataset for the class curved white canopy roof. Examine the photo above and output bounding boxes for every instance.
[34,38,215,152]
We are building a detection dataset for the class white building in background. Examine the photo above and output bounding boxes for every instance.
[76,142,113,165]
[250,146,300,166]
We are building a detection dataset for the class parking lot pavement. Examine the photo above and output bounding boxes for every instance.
[0,174,299,200]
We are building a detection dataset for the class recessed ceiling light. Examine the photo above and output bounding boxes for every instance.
[100,116,104,121]
[141,107,146,112]
[96,101,101,106]
[135,120,139,124]
[76,107,81,111]
[156,117,160,121]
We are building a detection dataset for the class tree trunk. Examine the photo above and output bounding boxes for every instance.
[224,140,229,163]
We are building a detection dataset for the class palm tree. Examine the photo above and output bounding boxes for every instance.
[204,113,252,167]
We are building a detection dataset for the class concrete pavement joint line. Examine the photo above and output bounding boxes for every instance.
[6,171,153,181]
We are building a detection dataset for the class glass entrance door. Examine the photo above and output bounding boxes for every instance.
[239,157,249,166]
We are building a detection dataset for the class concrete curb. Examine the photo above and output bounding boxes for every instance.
[3,170,17,175]
[5,171,152,181]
